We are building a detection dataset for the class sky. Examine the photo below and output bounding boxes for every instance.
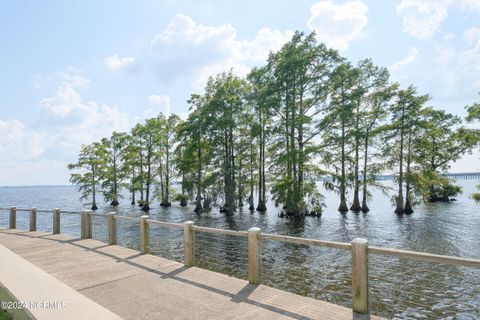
[0,0,479,186]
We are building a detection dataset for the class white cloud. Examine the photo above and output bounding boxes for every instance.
[307,0,368,50]
[149,13,292,90]
[0,119,47,162]
[38,85,131,151]
[444,32,455,41]
[390,46,419,72]
[104,54,136,71]
[396,0,455,39]
[143,94,172,118]
[150,13,243,88]
[241,28,294,64]
[461,0,480,11]
[462,27,480,49]
[139,94,189,120]
[459,28,480,74]
[389,28,480,101]
[32,74,51,89]
[60,67,91,89]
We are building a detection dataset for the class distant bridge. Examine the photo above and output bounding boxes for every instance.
[444,172,480,180]
[374,172,480,181]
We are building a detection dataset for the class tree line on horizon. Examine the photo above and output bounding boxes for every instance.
[68,31,480,217]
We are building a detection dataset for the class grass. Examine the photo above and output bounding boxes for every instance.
[473,193,480,204]
[0,308,12,320]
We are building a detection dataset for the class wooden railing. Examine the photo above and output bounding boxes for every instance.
[2,206,480,318]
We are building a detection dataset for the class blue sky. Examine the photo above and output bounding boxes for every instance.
[0,0,479,185]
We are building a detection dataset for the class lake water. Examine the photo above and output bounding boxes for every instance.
[0,180,479,319]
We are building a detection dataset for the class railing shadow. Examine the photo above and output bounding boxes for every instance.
[0,230,330,320]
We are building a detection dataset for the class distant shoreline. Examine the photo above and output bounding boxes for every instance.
[0,185,74,188]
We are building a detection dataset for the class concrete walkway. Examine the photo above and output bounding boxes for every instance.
[0,229,382,320]
[0,243,122,320]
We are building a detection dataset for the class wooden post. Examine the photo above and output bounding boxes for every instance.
[183,221,194,267]
[29,207,37,231]
[85,210,92,239]
[9,207,16,229]
[352,238,369,318]
[248,227,261,284]
[80,211,85,238]
[140,215,149,254]
[108,212,117,245]
[81,211,92,239]
[53,208,60,234]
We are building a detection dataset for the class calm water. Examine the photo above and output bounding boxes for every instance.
[0,180,479,319]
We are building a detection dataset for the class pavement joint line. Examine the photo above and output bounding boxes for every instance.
[0,229,379,320]
[77,271,148,292]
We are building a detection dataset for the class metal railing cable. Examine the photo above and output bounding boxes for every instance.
[3,204,480,319]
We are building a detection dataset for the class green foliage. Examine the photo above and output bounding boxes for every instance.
[0,308,12,320]
[100,131,129,205]
[66,30,477,215]
[465,101,480,123]
[68,142,106,209]
[265,31,341,216]
[471,185,480,204]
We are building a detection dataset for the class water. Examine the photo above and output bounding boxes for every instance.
[0,180,479,319]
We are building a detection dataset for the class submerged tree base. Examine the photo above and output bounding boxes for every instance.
[338,201,348,214]
[350,203,361,213]
[141,204,150,212]
[160,201,172,207]
[429,196,454,202]
[256,201,267,212]
[180,199,188,207]
[278,210,321,219]
[350,195,361,213]
[404,199,413,214]
[110,200,119,206]
[91,203,98,210]
[194,198,212,214]
[219,205,235,215]
[361,203,370,213]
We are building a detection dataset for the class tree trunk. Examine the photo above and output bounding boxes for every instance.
[350,106,361,212]
[338,115,348,213]
[404,132,414,214]
[142,153,151,212]
[139,153,144,207]
[395,111,405,214]
[180,170,188,207]
[256,116,267,211]
[290,88,298,215]
[221,129,235,214]
[298,120,304,207]
[92,166,98,210]
[131,167,136,205]
[161,148,172,207]
[238,157,244,207]
[361,132,370,213]
[166,149,170,205]
[111,151,119,206]
[262,130,266,207]
[194,131,203,213]
[285,91,293,214]
[248,140,255,211]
